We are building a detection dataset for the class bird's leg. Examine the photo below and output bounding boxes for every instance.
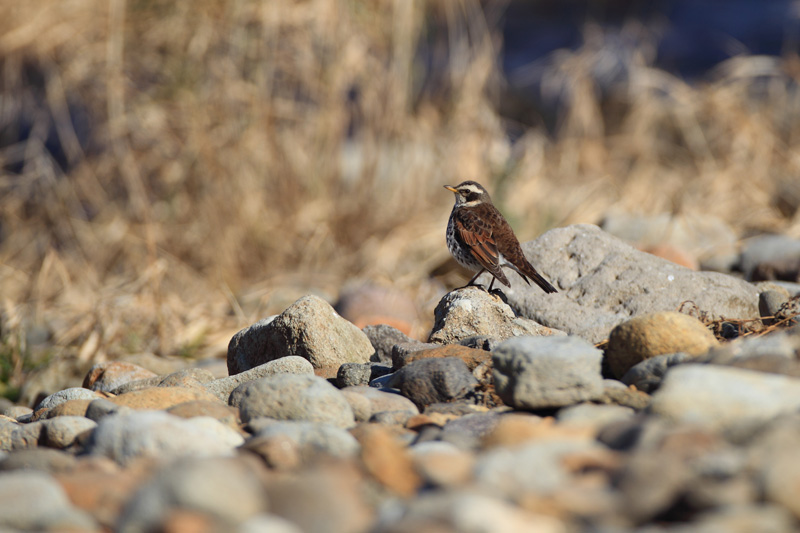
[487,277,496,292]
[460,269,486,289]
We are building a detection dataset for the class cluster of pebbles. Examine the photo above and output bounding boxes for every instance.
[1,224,800,532]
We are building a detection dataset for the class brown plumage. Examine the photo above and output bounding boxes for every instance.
[444,181,557,293]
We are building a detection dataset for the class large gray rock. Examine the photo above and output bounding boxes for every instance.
[492,336,604,409]
[233,374,355,428]
[428,286,563,345]
[649,364,800,431]
[385,357,478,410]
[228,295,374,375]
[86,411,244,465]
[490,224,760,343]
[205,356,314,402]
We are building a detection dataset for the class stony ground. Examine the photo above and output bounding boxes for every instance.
[1,224,800,532]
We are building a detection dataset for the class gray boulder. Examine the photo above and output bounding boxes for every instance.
[490,224,760,343]
[385,357,477,410]
[492,335,604,409]
[227,296,374,375]
[428,286,563,345]
[232,374,355,428]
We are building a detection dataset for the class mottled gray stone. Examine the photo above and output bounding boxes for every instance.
[228,296,374,374]
[233,373,355,428]
[247,420,360,460]
[385,357,477,410]
[428,286,563,345]
[336,362,393,388]
[87,411,244,465]
[35,387,102,411]
[497,224,759,343]
[42,416,97,449]
[492,336,604,409]
[621,352,694,393]
[205,356,314,402]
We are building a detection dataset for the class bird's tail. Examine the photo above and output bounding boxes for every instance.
[520,263,557,294]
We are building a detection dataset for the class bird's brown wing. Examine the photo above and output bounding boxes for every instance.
[453,207,509,286]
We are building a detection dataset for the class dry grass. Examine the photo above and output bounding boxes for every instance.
[1,0,800,397]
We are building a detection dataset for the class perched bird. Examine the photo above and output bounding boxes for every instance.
[444,180,557,293]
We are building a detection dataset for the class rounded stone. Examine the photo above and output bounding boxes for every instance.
[605,311,719,378]
[42,416,97,449]
[87,411,244,465]
[234,374,355,428]
[35,388,103,412]
[83,361,158,392]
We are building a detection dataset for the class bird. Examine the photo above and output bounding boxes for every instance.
[444,180,557,294]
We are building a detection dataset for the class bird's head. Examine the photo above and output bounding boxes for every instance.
[443,181,491,207]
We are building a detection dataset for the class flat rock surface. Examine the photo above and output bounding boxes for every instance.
[233,373,356,428]
[429,286,564,344]
[492,224,760,343]
[492,336,604,409]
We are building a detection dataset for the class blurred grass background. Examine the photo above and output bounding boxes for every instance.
[2,0,800,398]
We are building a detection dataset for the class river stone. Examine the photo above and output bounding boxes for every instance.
[621,352,694,393]
[87,411,244,465]
[35,388,103,412]
[428,286,563,345]
[83,361,158,392]
[246,420,360,461]
[605,311,718,378]
[492,336,604,409]
[205,356,314,402]
[385,358,478,410]
[41,416,97,449]
[649,364,800,431]
[233,373,355,428]
[494,224,760,343]
[227,295,374,375]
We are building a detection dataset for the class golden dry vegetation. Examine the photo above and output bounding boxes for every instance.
[1,0,799,399]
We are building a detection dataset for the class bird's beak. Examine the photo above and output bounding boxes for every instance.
[444,185,458,193]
